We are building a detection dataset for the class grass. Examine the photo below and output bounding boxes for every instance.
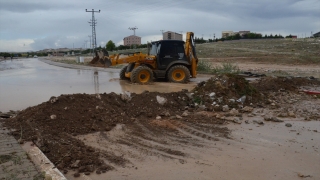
[195,38,320,64]
[197,60,240,74]
[212,62,240,74]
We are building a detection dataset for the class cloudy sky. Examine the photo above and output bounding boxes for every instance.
[0,0,319,52]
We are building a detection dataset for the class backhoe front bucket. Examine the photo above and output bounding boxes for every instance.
[104,58,112,67]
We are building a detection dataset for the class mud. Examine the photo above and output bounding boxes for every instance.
[1,75,320,179]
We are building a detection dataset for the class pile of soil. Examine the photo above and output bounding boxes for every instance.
[1,91,192,173]
[191,74,261,110]
[1,75,319,174]
[251,76,320,92]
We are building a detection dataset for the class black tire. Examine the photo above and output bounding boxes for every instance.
[167,65,190,83]
[120,65,128,80]
[130,66,153,84]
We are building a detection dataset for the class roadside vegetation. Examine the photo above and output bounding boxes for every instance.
[194,38,320,64]
[197,60,240,74]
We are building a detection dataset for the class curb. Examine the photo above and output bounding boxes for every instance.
[24,142,67,180]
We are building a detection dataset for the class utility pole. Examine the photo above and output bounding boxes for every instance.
[86,9,100,55]
[129,27,138,35]
[160,30,165,39]
[128,27,138,49]
[84,40,88,49]
[88,35,92,55]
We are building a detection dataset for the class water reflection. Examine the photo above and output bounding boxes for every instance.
[93,71,99,94]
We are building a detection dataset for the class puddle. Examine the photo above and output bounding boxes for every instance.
[0,59,202,112]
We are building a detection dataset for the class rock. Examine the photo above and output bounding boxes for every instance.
[237,95,246,104]
[185,93,194,99]
[86,165,94,172]
[71,160,81,168]
[84,172,90,175]
[50,96,58,103]
[229,108,239,116]
[181,111,189,117]
[248,113,255,117]
[156,116,161,120]
[225,117,241,124]
[17,138,24,144]
[165,112,170,117]
[222,105,229,112]
[50,115,57,120]
[120,91,131,101]
[198,105,206,111]
[147,113,153,117]
[213,105,221,111]
[253,120,264,125]
[242,106,254,112]
[285,123,292,127]
[78,166,86,172]
[228,99,235,103]
[278,112,288,117]
[271,103,276,106]
[288,111,296,118]
[176,115,182,119]
[0,113,11,118]
[156,95,167,105]
[96,94,101,99]
[209,92,216,97]
[264,116,283,122]
[96,170,101,174]
[74,173,80,177]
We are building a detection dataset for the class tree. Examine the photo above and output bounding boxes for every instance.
[106,40,116,51]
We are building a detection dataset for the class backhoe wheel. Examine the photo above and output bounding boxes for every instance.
[167,65,190,83]
[120,65,128,80]
[130,66,153,84]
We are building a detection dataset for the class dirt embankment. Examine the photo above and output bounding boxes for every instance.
[1,75,320,177]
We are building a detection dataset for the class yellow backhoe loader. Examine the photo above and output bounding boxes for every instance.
[93,32,198,84]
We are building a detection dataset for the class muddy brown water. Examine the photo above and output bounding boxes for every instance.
[0,58,206,112]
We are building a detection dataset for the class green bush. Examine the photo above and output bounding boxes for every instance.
[212,62,240,74]
[197,60,213,72]
[197,60,240,74]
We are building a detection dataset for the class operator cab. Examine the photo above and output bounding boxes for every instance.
[149,40,188,70]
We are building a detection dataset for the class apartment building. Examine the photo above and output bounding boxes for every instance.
[163,31,183,40]
[123,35,141,46]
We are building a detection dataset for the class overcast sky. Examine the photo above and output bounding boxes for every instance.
[0,0,319,52]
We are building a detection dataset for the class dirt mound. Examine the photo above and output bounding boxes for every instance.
[1,91,192,173]
[191,74,260,110]
[2,75,318,174]
[251,76,320,92]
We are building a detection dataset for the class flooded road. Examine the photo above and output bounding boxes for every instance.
[0,58,203,112]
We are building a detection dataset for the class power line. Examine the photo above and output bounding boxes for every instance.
[86,9,100,53]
